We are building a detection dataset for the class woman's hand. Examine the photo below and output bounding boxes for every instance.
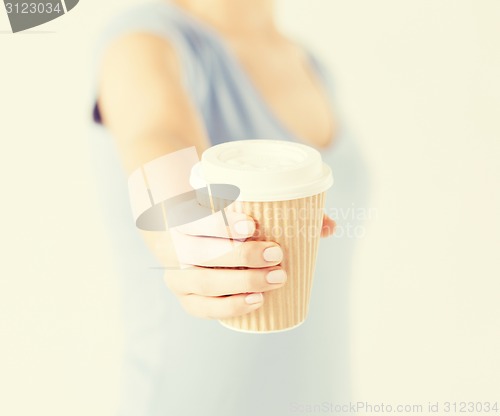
[98,33,336,320]
[143,212,335,320]
[162,211,285,319]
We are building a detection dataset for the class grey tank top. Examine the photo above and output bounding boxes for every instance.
[89,1,370,415]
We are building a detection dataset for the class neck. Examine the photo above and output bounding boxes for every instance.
[172,0,277,38]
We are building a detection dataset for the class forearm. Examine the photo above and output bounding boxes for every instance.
[110,131,204,175]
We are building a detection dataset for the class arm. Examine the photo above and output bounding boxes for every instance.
[97,32,209,173]
[96,32,286,319]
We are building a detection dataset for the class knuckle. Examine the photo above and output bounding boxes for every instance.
[237,244,249,266]
[205,300,222,320]
[237,242,256,266]
[242,274,253,294]
[195,273,211,295]
[244,270,263,293]
[226,297,244,317]
[174,250,190,265]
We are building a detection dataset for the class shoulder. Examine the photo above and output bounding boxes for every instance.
[93,1,216,56]
[93,2,187,94]
[92,1,210,104]
[99,32,180,81]
[93,2,182,56]
[108,2,177,28]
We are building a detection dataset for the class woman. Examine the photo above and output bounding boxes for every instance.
[90,0,368,414]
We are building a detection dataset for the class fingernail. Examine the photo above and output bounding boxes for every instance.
[263,246,283,262]
[266,270,287,284]
[234,220,255,235]
[245,293,263,304]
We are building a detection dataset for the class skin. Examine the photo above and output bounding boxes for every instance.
[97,0,336,319]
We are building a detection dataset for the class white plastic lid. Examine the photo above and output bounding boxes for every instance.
[190,140,333,201]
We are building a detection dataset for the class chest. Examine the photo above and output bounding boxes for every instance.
[228,42,335,148]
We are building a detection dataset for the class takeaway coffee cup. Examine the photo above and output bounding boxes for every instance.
[190,139,333,333]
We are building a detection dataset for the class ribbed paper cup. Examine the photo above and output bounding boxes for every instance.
[190,140,333,333]
[219,193,326,332]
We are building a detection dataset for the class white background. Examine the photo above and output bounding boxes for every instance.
[1,1,499,415]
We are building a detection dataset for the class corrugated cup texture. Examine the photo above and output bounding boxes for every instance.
[219,192,326,332]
